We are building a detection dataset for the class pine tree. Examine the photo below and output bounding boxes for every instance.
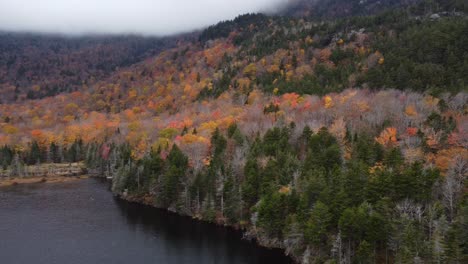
[161,145,188,207]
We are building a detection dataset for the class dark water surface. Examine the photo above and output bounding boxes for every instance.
[0,178,291,264]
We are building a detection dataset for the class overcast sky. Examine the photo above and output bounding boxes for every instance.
[0,0,291,36]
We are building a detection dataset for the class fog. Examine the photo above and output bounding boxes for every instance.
[0,0,291,36]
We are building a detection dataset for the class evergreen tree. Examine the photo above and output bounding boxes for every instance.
[160,145,188,207]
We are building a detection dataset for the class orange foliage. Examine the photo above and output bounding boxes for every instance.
[281,93,303,108]
[30,129,51,146]
[429,147,468,174]
[319,48,332,62]
[405,105,418,117]
[375,127,398,146]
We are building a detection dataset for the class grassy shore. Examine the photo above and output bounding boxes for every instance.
[0,162,88,187]
[0,175,90,187]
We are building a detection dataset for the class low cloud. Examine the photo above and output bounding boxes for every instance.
[0,0,290,36]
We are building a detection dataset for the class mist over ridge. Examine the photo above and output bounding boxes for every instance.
[0,0,292,36]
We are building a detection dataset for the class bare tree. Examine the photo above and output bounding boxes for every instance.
[442,155,467,221]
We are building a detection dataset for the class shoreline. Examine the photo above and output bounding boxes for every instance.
[0,175,90,187]
[117,193,298,263]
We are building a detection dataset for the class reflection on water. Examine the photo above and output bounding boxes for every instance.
[0,178,291,264]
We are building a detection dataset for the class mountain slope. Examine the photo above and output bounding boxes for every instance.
[283,0,468,18]
[0,1,467,263]
[0,33,178,103]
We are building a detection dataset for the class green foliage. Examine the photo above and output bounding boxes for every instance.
[444,201,468,262]
[351,134,384,166]
[364,18,468,93]
[27,141,43,165]
[242,158,261,208]
[257,192,296,238]
[339,202,388,246]
[262,127,291,157]
[140,149,164,192]
[160,145,188,207]
[64,139,84,163]
[199,13,269,43]
[0,145,14,169]
[107,121,458,263]
[304,127,342,173]
[305,201,332,246]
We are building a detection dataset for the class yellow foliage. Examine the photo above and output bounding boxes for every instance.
[405,105,418,117]
[64,103,79,115]
[424,96,440,107]
[62,115,75,123]
[247,90,260,105]
[324,96,334,108]
[128,89,137,99]
[179,134,209,144]
[243,63,257,79]
[279,186,291,195]
[63,125,81,145]
[159,127,179,139]
[285,70,294,82]
[128,121,141,132]
[237,78,251,90]
[2,125,19,135]
[152,138,171,150]
[199,121,218,133]
[369,162,384,174]
[358,47,367,56]
[132,107,142,114]
[131,138,148,160]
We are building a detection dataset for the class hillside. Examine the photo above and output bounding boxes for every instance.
[0,33,178,103]
[0,0,467,263]
[284,0,468,18]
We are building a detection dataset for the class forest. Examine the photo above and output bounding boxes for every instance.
[0,0,467,263]
[0,33,177,103]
